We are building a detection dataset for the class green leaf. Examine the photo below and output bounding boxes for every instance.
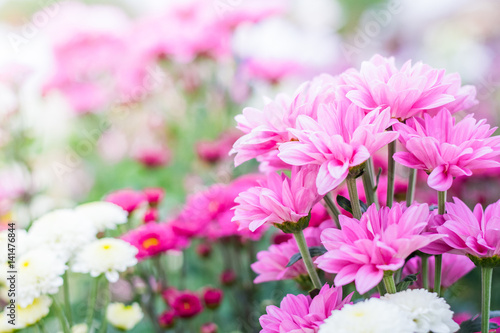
[456,315,499,333]
[373,167,382,191]
[336,195,352,214]
[336,195,368,214]
[286,246,328,268]
[396,273,418,292]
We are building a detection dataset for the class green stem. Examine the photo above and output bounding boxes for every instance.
[86,276,100,331]
[362,158,379,208]
[323,194,341,229]
[481,266,493,333]
[51,296,70,333]
[434,254,442,296]
[383,272,397,294]
[63,270,73,327]
[434,190,446,297]
[406,168,417,207]
[293,230,322,290]
[153,255,168,288]
[346,176,362,220]
[99,280,110,333]
[438,191,447,215]
[387,139,396,208]
[421,254,429,291]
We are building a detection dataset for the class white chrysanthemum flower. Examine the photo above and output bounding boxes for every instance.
[319,298,417,333]
[382,289,460,333]
[106,302,143,330]
[75,202,128,232]
[0,230,28,302]
[0,311,15,332]
[17,295,52,328]
[57,323,88,333]
[18,248,67,307]
[72,238,138,282]
[27,209,97,261]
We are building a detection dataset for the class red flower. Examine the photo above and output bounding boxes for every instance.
[158,310,176,328]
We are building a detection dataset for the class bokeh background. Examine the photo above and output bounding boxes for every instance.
[1,0,500,331]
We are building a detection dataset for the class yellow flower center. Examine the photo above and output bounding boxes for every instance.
[142,237,159,249]
[103,244,112,250]
[22,261,29,268]
[183,302,191,310]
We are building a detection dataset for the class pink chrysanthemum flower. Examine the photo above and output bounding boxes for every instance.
[278,98,398,195]
[437,197,500,263]
[403,253,475,290]
[232,166,322,232]
[316,203,442,294]
[230,74,339,169]
[259,284,352,333]
[251,221,333,284]
[121,223,188,261]
[344,54,477,120]
[393,109,500,191]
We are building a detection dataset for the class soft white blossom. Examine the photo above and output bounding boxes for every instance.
[75,201,128,232]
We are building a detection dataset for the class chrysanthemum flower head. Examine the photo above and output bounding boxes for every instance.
[382,289,459,333]
[437,197,500,266]
[394,109,500,191]
[106,302,143,330]
[75,201,128,232]
[232,165,322,233]
[121,223,188,261]
[316,203,442,294]
[318,297,416,333]
[344,54,477,120]
[27,209,97,262]
[17,296,52,329]
[72,238,138,282]
[105,189,147,213]
[259,284,351,333]
[18,248,67,307]
[278,97,398,195]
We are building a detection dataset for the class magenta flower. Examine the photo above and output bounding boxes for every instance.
[171,291,203,319]
[232,166,322,232]
[105,189,147,213]
[437,198,500,261]
[259,284,352,333]
[251,221,333,284]
[394,109,500,191]
[121,223,188,261]
[278,99,398,195]
[344,54,477,120]
[403,253,475,290]
[316,203,442,294]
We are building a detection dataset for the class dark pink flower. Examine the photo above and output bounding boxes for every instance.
[105,189,147,213]
[143,187,165,205]
[316,203,442,294]
[143,208,158,223]
[394,109,500,191]
[134,146,171,168]
[171,291,203,319]
[158,310,176,328]
[202,288,223,309]
[220,269,236,286]
[121,223,188,261]
[259,284,352,333]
